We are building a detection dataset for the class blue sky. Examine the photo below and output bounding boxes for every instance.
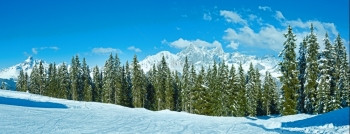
[0,0,349,69]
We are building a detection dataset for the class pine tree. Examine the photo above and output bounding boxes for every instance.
[255,68,263,116]
[125,61,133,107]
[16,70,26,92]
[236,63,247,116]
[102,54,116,103]
[189,64,196,113]
[181,57,190,112]
[82,58,92,101]
[30,64,40,94]
[218,61,230,116]
[279,25,299,115]
[132,55,145,108]
[92,65,102,102]
[70,55,82,101]
[114,54,122,104]
[246,63,258,116]
[58,63,71,100]
[47,63,59,97]
[192,66,206,115]
[38,61,46,95]
[262,72,279,115]
[334,34,350,107]
[227,65,238,116]
[173,71,182,112]
[297,37,308,113]
[304,24,320,114]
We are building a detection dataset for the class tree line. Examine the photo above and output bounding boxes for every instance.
[16,24,349,116]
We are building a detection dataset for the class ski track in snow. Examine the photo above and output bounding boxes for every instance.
[0,89,349,134]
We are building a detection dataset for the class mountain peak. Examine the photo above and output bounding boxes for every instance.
[25,56,34,63]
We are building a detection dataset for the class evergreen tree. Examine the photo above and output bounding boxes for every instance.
[246,63,258,116]
[125,61,133,107]
[181,57,190,112]
[102,54,116,103]
[227,65,238,116]
[279,25,299,115]
[255,68,263,116]
[16,70,26,92]
[297,37,308,113]
[218,61,230,116]
[92,66,102,102]
[262,72,279,115]
[132,55,145,108]
[173,71,182,112]
[70,55,82,101]
[29,64,40,94]
[114,54,122,104]
[334,34,350,107]
[192,66,206,115]
[82,58,92,101]
[189,64,196,113]
[58,63,71,100]
[38,61,46,95]
[304,24,320,114]
[236,63,247,116]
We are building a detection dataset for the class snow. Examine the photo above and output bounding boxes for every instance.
[0,89,348,133]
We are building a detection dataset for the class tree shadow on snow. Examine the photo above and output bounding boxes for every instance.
[0,96,67,109]
[246,123,303,134]
[282,107,349,128]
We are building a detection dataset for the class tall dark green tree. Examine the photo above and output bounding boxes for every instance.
[334,34,350,107]
[227,65,238,116]
[70,55,82,101]
[246,63,258,116]
[16,70,28,92]
[279,25,299,115]
[181,57,190,112]
[262,72,279,115]
[92,65,102,102]
[58,63,71,100]
[38,61,46,95]
[132,55,145,108]
[297,37,308,113]
[304,24,319,114]
[236,63,247,116]
[102,54,116,103]
[82,58,92,101]
[192,66,206,115]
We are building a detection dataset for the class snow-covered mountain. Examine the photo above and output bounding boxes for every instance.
[0,56,48,80]
[140,44,282,78]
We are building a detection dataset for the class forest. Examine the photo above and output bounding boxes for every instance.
[16,24,349,117]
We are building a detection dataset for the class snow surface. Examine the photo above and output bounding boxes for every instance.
[0,89,348,133]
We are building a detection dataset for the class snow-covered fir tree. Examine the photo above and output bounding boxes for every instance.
[279,25,299,115]
[236,63,247,116]
[262,72,279,115]
[297,36,308,113]
[58,63,71,100]
[304,24,320,114]
[132,55,145,108]
[70,55,82,101]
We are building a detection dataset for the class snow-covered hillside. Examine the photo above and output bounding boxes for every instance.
[0,89,348,133]
[140,44,281,78]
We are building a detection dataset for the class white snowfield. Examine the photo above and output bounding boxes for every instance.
[0,89,349,134]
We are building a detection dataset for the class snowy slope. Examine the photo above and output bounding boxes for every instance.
[140,44,281,78]
[0,89,348,133]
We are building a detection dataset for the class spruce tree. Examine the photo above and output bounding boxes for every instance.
[227,65,238,116]
[58,63,71,100]
[304,24,320,114]
[82,58,92,101]
[192,66,206,115]
[16,70,26,92]
[38,61,46,95]
[246,63,258,116]
[279,25,299,115]
[218,61,230,116]
[70,55,82,101]
[92,65,102,102]
[125,61,133,107]
[132,55,145,108]
[334,34,350,107]
[102,54,116,103]
[297,37,308,113]
[236,63,247,116]
[173,71,182,112]
[181,57,190,112]
[29,64,40,94]
[114,54,122,104]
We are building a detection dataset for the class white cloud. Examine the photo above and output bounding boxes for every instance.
[203,13,212,21]
[220,10,247,25]
[258,6,272,11]
[248,14,257,21]
[92,47,122,54]
[31,46,59,55]
[275,11,285,21]
[128,46,142,53]
[32,48,38,54]
[226,41,239,50]
[169,38,222,49]
[223,26,285,51]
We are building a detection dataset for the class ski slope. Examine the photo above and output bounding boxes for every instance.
[0,89,349,134]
